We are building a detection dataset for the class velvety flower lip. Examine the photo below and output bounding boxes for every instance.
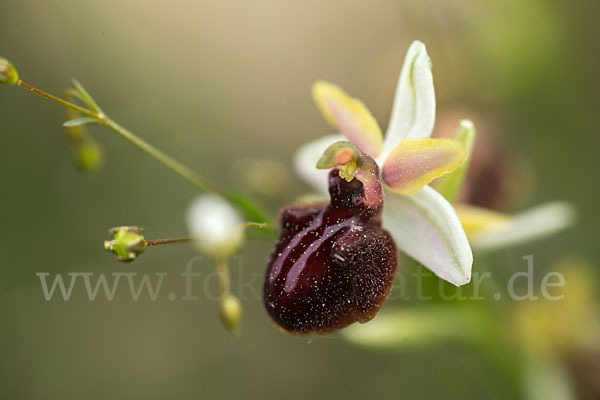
[295,41,473,286]
[263,161,398,334]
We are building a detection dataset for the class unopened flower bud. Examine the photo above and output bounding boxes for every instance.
[185,194,244,259]
[104,226,146,262]
[220,294,242,336]
[73,141,103,172]
[0,58,19,85]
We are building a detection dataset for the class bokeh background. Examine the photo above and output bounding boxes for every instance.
[1,0,599,399]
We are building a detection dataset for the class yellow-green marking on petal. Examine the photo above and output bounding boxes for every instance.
[382,138,467,195]
[312,81,383,157]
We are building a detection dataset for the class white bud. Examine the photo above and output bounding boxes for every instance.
[185,194,244,259]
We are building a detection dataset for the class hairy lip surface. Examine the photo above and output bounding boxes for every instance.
[263,170,398,335]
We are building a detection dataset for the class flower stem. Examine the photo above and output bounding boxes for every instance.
[101,117,227,197]
[216,258,231,297]
[145,220,267,247]
[15,79,276,231]
[18,79,225,197]
[17,80,98,119]
[145,237,192,246]
[145,220,268,248]
[243,222,268,229]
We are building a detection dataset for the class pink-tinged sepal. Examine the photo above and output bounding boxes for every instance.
[312,81,383,157]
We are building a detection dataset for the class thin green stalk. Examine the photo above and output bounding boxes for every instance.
[102,117,227,197]
[146,237,192,246]
[216,258,231,297]
[17,80,98,119]
[15,79,276,232]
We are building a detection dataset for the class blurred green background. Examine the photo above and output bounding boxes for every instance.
[1,0,599,399]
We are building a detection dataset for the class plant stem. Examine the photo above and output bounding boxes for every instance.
[146,237,192,246]
[243,222,268,229]
[17,80,99,119]
[16,78,276,231]
[102,117,227,197]
[17,79,225,196]
[216,258,231,297]
[145,221,267,247]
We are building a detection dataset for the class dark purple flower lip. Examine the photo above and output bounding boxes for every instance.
[263,167,397,335]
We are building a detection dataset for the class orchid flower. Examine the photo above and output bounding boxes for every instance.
[295,40,473,286]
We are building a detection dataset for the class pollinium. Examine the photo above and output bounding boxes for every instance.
[264,168,397,334]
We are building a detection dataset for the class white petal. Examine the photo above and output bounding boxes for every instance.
[380,40,436,161]
[185,194,244,258]
[383,186,473,286]
[293,134,344,194]
[468,202,576,252]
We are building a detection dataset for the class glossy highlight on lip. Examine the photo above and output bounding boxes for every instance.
[263,169,397,335]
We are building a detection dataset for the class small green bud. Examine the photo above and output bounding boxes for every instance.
[104,226,147,262]
[73,141,103,172]
[220,294,242,336]
[0,58,19,85]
